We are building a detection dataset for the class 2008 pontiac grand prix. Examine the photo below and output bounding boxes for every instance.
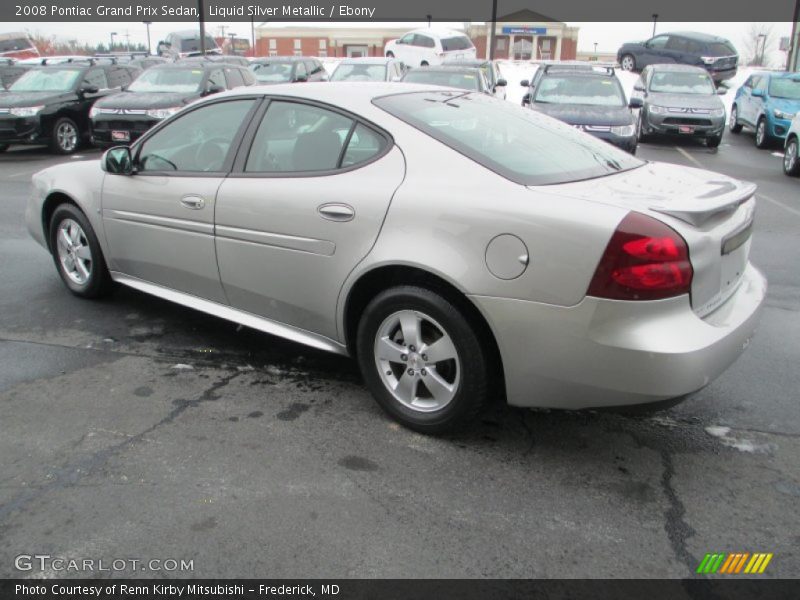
[27,82,766,433]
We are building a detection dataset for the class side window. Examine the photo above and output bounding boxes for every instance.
[241,69,256,86]
[137,99,254,173]
[295,61,307,80]
[647,35,669,50]
[666,37,688,52]
[414,35,435,48]
[686,39,705,54]
[755,76,768,92]
[399,33,415,45]
[342,124,388,168]
[225,67,244,88]
[244,101,353,173]
[206,68,225,89]
[84,68,108,90]
[744,76,754,89]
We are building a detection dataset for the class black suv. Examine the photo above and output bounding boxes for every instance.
[0,61,141,154]
[617,32,738,84]
[90,63,255,147]
[521,64,640,154]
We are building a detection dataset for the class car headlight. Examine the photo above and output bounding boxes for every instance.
[9,105,44,117]
[710,108,726,117]
[89,106,101,118]
[610,124,636,136]
[146,106,183,119]
[774,109,796,120]
[648,105,667,114]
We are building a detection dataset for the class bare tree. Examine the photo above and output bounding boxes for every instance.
[741,24,776,67]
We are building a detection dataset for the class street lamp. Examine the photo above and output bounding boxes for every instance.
[652,14,659,37]
[143,21,152,55]
[757,33,767,65]
[427,14,432,28]
[110,31,117,50]
[594,42,598,58]
[228,32,237,55]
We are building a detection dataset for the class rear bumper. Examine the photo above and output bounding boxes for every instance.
[707,67,737,83]
[471,263,767,409]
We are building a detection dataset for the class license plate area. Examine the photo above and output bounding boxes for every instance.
[111,130,130,142]
[678,125,695,134]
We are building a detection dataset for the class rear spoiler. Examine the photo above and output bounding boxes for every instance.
[649,181,756,226]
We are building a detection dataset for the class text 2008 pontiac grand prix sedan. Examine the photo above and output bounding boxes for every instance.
[27,83,766,433]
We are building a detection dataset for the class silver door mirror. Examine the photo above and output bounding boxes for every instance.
[102,145,134,175]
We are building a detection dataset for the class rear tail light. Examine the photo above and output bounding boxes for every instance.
[587,212,693,301]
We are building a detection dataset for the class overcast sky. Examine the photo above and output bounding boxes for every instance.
[5,21,795,62]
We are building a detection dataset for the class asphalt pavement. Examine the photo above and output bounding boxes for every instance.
[0,132,798,580]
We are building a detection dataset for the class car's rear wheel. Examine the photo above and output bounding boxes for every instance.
[356,286,490,434]
[50,117,80,155]
[420,60,429,67]
[707,135,722,149]
[49,204,112,298]
[636,112,649,143]
[755,118,769,149]
[784,138,800,176]
[729,105,743,133]
[620,54,636,71]
[386,51,394,58]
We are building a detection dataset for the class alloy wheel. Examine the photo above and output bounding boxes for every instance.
[785,140,799,174]
[730,107,737,131]
[57,121,78,153]
[56,218,92,285]
[373,309,460,413]
[756,121,766,147]
[621,55,634,71]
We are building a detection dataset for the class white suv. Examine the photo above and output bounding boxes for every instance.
[783,114,800,177]
[384,29,476,67]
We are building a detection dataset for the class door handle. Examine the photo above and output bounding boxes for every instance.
[318,203,355,222]
[180,195,205,210]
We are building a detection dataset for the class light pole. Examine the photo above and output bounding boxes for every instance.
[143,21,152,55]
[197,0,206,54]
[652,14,659,37]
[757,33,766,66]
[110,32,117,50]
[488,0,497,60]
[594,42,598,59]
[426,14,432,28]
[228,33,237,55]
[250,15,255,57]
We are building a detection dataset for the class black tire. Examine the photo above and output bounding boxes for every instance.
[49,204,113,298]
[356,286,490,434]
[420,60,429,67]
[386,51,394,58]
[707,135,722,149]
[729,104,743,133]
[636,112,649,144]
[784,137,800,177]
[755,118,770,149]
[49,116,81,155]
[0,144,8,153]
[620,54,636,71]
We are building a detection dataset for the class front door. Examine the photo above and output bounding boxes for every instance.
[102,98,257,304]
[214,98,406,340]
[640,35,670,68]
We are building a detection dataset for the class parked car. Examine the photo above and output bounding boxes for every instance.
[617,32,738,84]
[249,57,327,85]
[401,67,490,93]
[520,62,596,106]
[521,65,639,154]
[633,64,727,148]
[443,58,507,99]
[729,71,800,149]
[157,31,222,59]
[330,57,406,82]
[90,63,255,146]
[180,54,251,68]
[0,61,141,153]
[0,63,31,89]
[782,114,800,176]
[385,29,476,67]
[128,56,168,71]
[27,83,765,433]
[0,31,40,61]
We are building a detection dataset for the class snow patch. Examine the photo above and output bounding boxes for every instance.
[705,425,772,454]
[171,363,194,370]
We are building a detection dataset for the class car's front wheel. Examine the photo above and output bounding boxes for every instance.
[707,135,722,149]
[784,137,800,176]
[356,286,490,434]
[620,54,636,71]
[729,105,743,133]
[49,204,112,298]
[50,117,81,155]
[636,112,649,143]
[755,118,770,149]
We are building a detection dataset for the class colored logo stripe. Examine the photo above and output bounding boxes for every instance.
[697,553,773,574]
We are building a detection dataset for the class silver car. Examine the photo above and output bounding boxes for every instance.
[27,83,766,433]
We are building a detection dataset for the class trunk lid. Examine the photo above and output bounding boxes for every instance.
[531,161,757,317]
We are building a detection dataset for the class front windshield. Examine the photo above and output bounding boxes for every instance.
[251,62,293,83]
[331,64,387,82]
[374,91,642,186]
[403,70,481,91]
[769,78,800,100]
[535,75,625,106]
[9,69,80,92]
[649,71,715,95]
[128,68,204,93]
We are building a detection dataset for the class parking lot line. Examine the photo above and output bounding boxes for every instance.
[758,193,800,218]
[674,146,706,169]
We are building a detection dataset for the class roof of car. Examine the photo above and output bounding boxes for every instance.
[251,56,317,63]
[409,66,479,74]
[149,62,238,71]
[337,57,395,65]
[442,59,490,67]
[405,28,468,38]
[667,31,732,43]
[649,63,710,73]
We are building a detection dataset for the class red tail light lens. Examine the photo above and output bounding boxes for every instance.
[587,212,693,301]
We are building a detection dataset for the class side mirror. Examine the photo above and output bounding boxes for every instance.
[751,88,764,97]
[520,79,529,87]
[295,74,308,83]
[496,78,507,87]
[716,87,727,95]
[102,146,134,175]
[204,84,225,95]
[521,93,531,106]
[80,85,99,95]
[628,97,643,108]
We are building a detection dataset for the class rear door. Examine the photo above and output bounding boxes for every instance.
[214,98,406,339]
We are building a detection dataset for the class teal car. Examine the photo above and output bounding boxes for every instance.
[729,72,800,148]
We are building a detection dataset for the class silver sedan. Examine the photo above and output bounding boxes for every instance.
[27,82,767,433]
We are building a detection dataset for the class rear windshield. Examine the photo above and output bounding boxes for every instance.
[374,91,642,185]
[649,71,715,94]
[441,36,473,52]
[707,42,736,56]
[128,68,204,93]
[535,75,625,107]
[9,68,80,92]
[250,62,293,83]
[331,64,387,82]
[769,77,800,100]
[403,70,481,91]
